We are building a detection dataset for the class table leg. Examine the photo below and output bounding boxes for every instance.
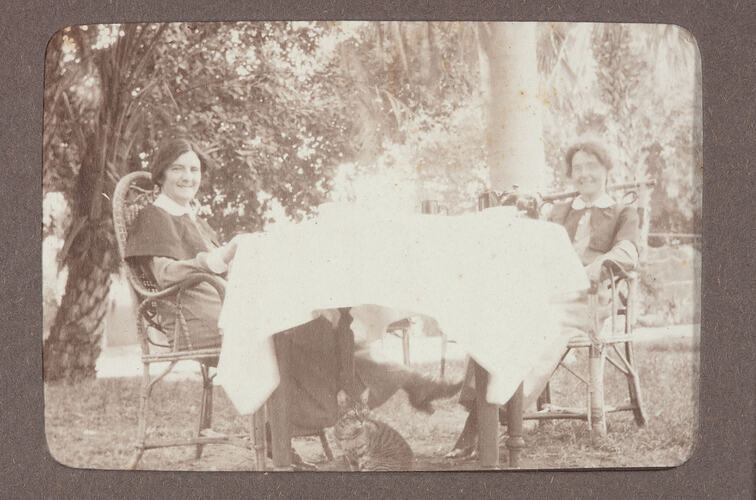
[474,360,499,469]
[506,382,525,468]
[336,312,359,396]
[270,331,292,470]
[251,408,266,471]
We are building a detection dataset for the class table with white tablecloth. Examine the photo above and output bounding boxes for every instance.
[215,204,588,417]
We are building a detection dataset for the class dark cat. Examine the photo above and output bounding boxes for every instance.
[334,389,414,471]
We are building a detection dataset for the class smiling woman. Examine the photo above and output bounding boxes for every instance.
[565,140,612,203]
[160,151,202,206]
[125,137,239,350]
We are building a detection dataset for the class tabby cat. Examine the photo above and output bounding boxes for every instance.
[334,389,414,471]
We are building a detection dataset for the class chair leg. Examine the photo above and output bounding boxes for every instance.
[402,328,410,366]
[625,342,647,426]
[195,364,214,459]
[126,362,151,469]
[536,382,551,410]
[589,344,607,440]
[251,408,267,471]
[318,429,335,461]
[506,382,525,468]
[535,382,552,428]
[439,333,447,379]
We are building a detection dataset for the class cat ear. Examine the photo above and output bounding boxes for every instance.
[360,388,370,406]
[337,389,348,407]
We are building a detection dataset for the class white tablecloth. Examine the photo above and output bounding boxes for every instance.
[216,204,588,414]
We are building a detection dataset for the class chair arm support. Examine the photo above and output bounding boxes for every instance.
[135,273,227,329]
[600,258,635,281]
[134,273,227,348]
[174,273,227,302]
[588,259,637,291]
[137,273,227,302]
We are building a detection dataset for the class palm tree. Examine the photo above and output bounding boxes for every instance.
[43,24,167,381]
[479,22,546,191]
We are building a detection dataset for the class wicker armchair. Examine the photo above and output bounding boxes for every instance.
[520,187,650,437]
[112,171,265,469]
[474,186,649,439]
[525,257,647,436]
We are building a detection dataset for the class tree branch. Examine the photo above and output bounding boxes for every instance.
[61,91,88,153]
[126,23,168,88]
[391,22,410,76]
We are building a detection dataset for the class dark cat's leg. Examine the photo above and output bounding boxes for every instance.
[354,353,462,413]
[403,373,462,414]
[353,353,407,408]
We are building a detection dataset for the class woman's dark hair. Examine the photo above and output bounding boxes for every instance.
[150,136,214,186]
[565,140,612,178]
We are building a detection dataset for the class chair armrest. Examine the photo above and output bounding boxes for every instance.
[134,272,227,350]
[173,272,226,301]
[134,273,226,330]
[588,259,637,291]
[600,259,635,281]
[137,273,226,302]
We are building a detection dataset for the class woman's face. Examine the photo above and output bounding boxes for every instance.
[161,150,201,206]
[571,150,607,200]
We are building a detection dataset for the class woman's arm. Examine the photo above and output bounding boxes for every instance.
[149,241,237,289]
[585,205,640,281]
[584,240,638,282]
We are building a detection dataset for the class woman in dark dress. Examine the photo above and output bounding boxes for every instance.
[125,138,236,350]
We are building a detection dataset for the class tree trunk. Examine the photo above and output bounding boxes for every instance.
[482,23,546,191]
[43,25,156,381]
[45,91,119,381]
[43,225,115,381]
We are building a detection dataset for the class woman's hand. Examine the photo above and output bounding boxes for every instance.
[219,235,242,264]
[584,258,605,283]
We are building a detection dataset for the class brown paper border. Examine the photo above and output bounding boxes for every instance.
[3,1,754,497]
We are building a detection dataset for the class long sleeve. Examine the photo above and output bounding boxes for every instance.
[149,247,228,289]
[598,239,638,271]
[577,204,640,276]
[593,204,640,274]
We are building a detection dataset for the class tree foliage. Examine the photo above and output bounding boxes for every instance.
[331,22,489,213]
[540,23,700,233]
[43,22,360,379]
[129,22,360,236]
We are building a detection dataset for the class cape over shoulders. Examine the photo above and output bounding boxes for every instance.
[125,204,218,261]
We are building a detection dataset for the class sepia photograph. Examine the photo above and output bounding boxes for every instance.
[42,21,701,471]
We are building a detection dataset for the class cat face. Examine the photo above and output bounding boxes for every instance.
[335,389,370,438]
[334,388,414,471]
[337,389,370,417]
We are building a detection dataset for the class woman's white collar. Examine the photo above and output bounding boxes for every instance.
[153,193,197,219]
[571,193,614,210]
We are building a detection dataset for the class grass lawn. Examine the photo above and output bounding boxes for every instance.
[45,337,698,471]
